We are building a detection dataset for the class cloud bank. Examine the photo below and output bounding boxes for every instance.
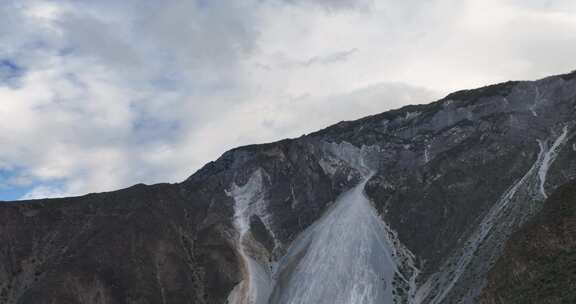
[1,0,575,199]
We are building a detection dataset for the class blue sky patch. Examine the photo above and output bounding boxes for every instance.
[0,59,25,86]
[0,186,30,201]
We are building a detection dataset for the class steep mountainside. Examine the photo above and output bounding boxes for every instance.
[2,70,576,304]
[479,180,576,304]
[0,184,241,304]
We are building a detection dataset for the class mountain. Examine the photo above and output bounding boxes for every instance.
[479,180,576,304]
[2,70,576,304]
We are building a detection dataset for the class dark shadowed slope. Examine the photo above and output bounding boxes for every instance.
[0,183,240,304]
[479,180,576,304]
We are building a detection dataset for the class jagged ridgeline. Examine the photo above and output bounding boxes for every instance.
[2,70,576,304]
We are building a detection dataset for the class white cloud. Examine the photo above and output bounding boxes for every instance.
[0,0,575,199]
[20,185,69,200]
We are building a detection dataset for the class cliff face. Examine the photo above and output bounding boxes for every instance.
[2,71,576,304]
[479,180,576,304]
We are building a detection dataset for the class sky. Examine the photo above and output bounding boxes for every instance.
[1,0,576,200]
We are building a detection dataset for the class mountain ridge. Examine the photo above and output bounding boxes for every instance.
[6,71,572,203]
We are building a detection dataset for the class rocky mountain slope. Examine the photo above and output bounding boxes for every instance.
[479,180,576,304]
[2,70,576,304]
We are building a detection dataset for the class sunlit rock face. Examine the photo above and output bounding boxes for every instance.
[2,71,576,304]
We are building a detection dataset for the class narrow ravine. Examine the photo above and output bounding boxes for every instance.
[538,126,569,198]
[227,170,273,304]
[269,175,398,304]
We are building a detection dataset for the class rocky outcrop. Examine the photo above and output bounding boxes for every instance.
[2,70,576,303]
[478,180,576,304]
